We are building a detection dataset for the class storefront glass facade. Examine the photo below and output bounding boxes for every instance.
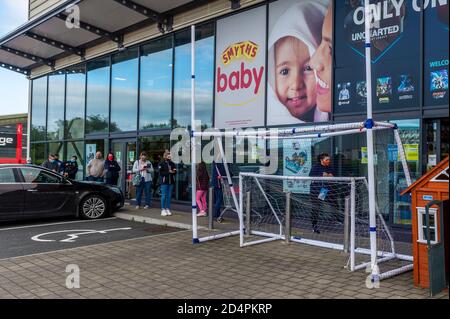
[29,1,448,225]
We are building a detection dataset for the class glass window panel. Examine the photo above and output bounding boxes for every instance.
[422,213,436,228]
[389,119,420,225]
[67,141,85,181]
[111,48,139,132]
[86,57,110,134]
[31,77,47,142]
[47,73,66,141]
[85,139,108,174]
[0,168,16,183]
[441,118,449,159]
[423,227,436,242]
[66,67,86,139]
[174,24,214,129]
[48,142,65,164]
[140,37,173,130]
[30,143,45,166]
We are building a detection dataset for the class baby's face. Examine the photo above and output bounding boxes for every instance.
[275,37,316,119]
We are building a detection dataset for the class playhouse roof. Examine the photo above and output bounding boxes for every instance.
[401,156,449,195]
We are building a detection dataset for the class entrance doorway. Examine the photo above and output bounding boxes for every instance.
[111,140,137,199]
[423,118,449,172]
[138,135,170,199]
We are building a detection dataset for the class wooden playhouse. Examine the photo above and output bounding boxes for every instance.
[401,156,449,289]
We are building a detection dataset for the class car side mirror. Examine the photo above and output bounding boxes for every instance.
[61,177,70,184]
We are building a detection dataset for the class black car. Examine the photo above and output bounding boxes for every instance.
[0,164,124,222]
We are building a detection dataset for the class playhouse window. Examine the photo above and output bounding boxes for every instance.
[417,208,438,244]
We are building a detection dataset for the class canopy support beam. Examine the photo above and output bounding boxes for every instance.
[24,32,85,57]
[0,61,30,75]
[0,45,54,67]
[112,0,173,33]
[55,13,123,46]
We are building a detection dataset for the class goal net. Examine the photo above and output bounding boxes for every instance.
[239,173,413,277]
[191,121,414,280]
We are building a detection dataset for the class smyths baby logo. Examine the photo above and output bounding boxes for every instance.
[217,41,265,104]
[221,41,259,65]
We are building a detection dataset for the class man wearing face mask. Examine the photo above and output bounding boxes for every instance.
[42,154,59,172]
[63,155,79,179]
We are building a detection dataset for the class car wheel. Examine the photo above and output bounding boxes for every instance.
[80,195,108,219]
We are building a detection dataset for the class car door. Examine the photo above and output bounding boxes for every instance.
[18,167,77,217]
[0,167,24,219]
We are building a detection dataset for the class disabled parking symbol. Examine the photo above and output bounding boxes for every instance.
[31,228,132,243]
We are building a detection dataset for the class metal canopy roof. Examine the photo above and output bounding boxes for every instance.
[0,0,197,77]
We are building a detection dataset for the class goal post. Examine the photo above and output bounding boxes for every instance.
[189,119,414,280]
[238,172,413,279]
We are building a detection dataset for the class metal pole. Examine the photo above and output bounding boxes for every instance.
[208,187,214,229]
[350,180,356,271]
[190,25,198,243]
[364,0,378,277]
[245,191,251,238]
[285,192,291,244]
[239,173,244,247]
[344,196,350,253]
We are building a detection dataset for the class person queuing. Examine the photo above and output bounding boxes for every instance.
[158,151,176,217]
[132,152,154,209]
[309,153,335,234]
[63,155,79,179]
[104,153,121,186]
[42,154,59,172]
[211,160,227,221]
[195,161,210,217]
[53,153,64,174]
[87,151,105,182]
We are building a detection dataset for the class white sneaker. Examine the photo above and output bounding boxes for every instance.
[161,209,168,216]
[144,205,149,209]
[135,205,140,209]
[166,210,172,216]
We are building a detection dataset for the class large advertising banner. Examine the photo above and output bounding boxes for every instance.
[267,0,331,125]
[425,2,449,106]
[334,0,429,113]
[214,6,266,129]
[283,139,312,193]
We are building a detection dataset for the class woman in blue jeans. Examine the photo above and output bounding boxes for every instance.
[158,151,176,216]
[132,152,154,209]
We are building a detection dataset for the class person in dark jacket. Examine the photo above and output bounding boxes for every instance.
[158,151,176,216]
[211,161,228,220]
[196,161,210,217]
[63,155,79,179]
[104,153,121,186]
[53,153,64,174]
[309,153,335,234]
[42,154,59,172]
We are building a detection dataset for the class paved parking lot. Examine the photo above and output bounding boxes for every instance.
[0,209,447,299]
[0,217,182,259]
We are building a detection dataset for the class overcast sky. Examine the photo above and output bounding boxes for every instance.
[0,0,29,116]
